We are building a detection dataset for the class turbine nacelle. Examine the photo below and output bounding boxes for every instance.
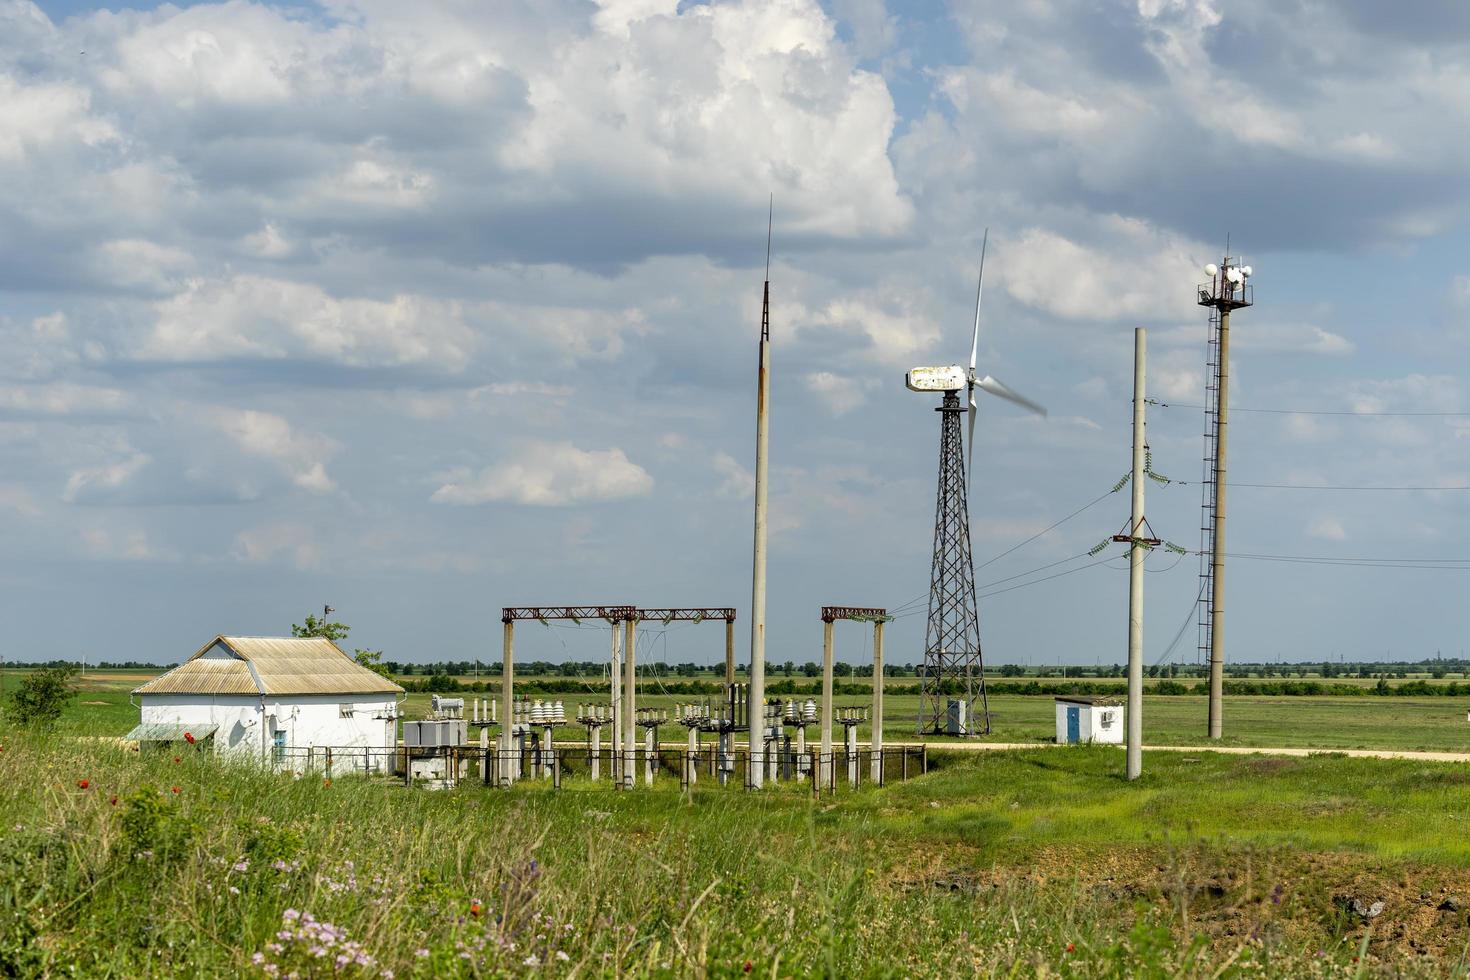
[906,365,967,393]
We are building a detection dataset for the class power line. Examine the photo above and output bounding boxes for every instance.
[976,487,1119,571]
[1175,481,1470,492]
[1148,399,1470,418]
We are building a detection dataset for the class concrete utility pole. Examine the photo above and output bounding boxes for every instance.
[748,206,772,788]
[871,619,884,783]
[501,619,514,786]
[1197,256,1252,740]
[610,622,622,784]
[819,617,834,787]
[623,615,637,789]
[1127,328,1146,781]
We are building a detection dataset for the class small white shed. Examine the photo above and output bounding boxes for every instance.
[1054,696,1124,745]
[128,635,404,765]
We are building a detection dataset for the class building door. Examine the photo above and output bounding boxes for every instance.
[272,729,287,763]
[1066,707,1080,744]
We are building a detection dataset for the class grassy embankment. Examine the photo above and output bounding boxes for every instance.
[12,732,1470,976]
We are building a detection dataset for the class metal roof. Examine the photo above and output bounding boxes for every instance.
[125,722,219,741]
[134,636,404,698]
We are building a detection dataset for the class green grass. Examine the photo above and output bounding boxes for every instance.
[11,733,1470,976]
[30,667,1470,754]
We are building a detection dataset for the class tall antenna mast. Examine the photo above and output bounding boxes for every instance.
[748,198,772,787]
[1195,250,1253,740]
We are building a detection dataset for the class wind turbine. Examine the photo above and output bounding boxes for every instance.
[906,229,1046,736]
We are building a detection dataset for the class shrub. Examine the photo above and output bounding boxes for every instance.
[7,665,77,728]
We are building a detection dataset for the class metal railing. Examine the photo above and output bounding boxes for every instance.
[269,743,927,793]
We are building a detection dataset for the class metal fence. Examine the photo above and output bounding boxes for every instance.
[269,743,927,793]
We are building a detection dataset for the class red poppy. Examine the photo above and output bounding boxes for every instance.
[323,778,332,787]
[184,732,195,745]
[173,756,181,763]
[742,962,753,973]
[1066,943,1075,954]
[109,795,118,806]
[469,901,482,918]
[171,786,180,794]
[77,779,89,789]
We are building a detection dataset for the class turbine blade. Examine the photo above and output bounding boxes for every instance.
[967,382,978,487]
[977,375,1047,417]
[969,228,987,375]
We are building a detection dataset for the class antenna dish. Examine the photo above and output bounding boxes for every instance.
[1204,263,1218,277]
[1241,265,1252,278]
[1225,267,1243,284]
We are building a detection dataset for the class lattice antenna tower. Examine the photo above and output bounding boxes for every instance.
[908,231,1047,736]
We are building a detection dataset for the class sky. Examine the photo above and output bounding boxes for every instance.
[4,0,1470,669]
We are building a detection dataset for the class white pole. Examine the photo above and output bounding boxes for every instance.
[871,620,884,783]
[749,267,772,788]
[820,618,834,786]
[1127,327,1146,781]
[501,621,514,786]
[610,621,622,784]
[623,617,637,789]
[590,725,601,781]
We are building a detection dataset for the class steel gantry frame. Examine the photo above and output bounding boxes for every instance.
[499,605,736,790]
[500,607,631,786]
[819,606,890,784]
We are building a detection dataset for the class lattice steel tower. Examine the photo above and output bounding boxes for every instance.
[907,234,1046,736]
[916,388,989,735]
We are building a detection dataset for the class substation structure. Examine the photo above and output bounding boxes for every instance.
[352,603,922,793]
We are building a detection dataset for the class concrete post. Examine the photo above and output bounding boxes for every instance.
[820,618,834,786]
[590,725,601,781]
[1208,309,1231,739]
[749,294,771,788]
[725,618,735,688]
[610,622,622,785]
[623,616,637,789]
[1128,327,1147,781]
[687,726,698,785]
[871,620,884,783]
[644,726,655,786]
[846,724,858,787]
[500,620,514,786]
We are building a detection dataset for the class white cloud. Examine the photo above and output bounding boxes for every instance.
[203,407,338,494]
[80,527,161,561]
[63,452,150,504]
[1307,516,1347,541]
[805,370,869,416]
[431,441,653,506]
[711,451,752,499]
[141,276,477,369]
[232,522,321,570]
[0,383,131,416]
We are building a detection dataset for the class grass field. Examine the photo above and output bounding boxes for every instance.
[10,733,1470,976]
[12,670,1470,974]
[23,669,1470,753]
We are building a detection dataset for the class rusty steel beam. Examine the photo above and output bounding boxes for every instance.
[635,607,736,624]
[820,606,890,623]
[501,606,634,624]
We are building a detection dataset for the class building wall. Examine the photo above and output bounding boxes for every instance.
[1054,702,1125,744]
[139,693,400,761]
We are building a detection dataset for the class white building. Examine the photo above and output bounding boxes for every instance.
[127,635,404,765]
[1054,695,1124,745]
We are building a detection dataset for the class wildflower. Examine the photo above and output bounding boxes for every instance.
[523,955,540,967]
[1065,943,1075,953]
[743,961,753,973]
[555,951,570,962]
[251,952,265,965]
[470,901,482,918]
[283,909,301,922]
[171,786,180,794]
[382,973,393,980]
[323,778,332,787]
[229,886,240,895]
[233,860,249,873]
[109,795,118,806]
[77,779,89,789]
[415,949,429,959]
[184,732,195,744]
[174,756,181,763]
